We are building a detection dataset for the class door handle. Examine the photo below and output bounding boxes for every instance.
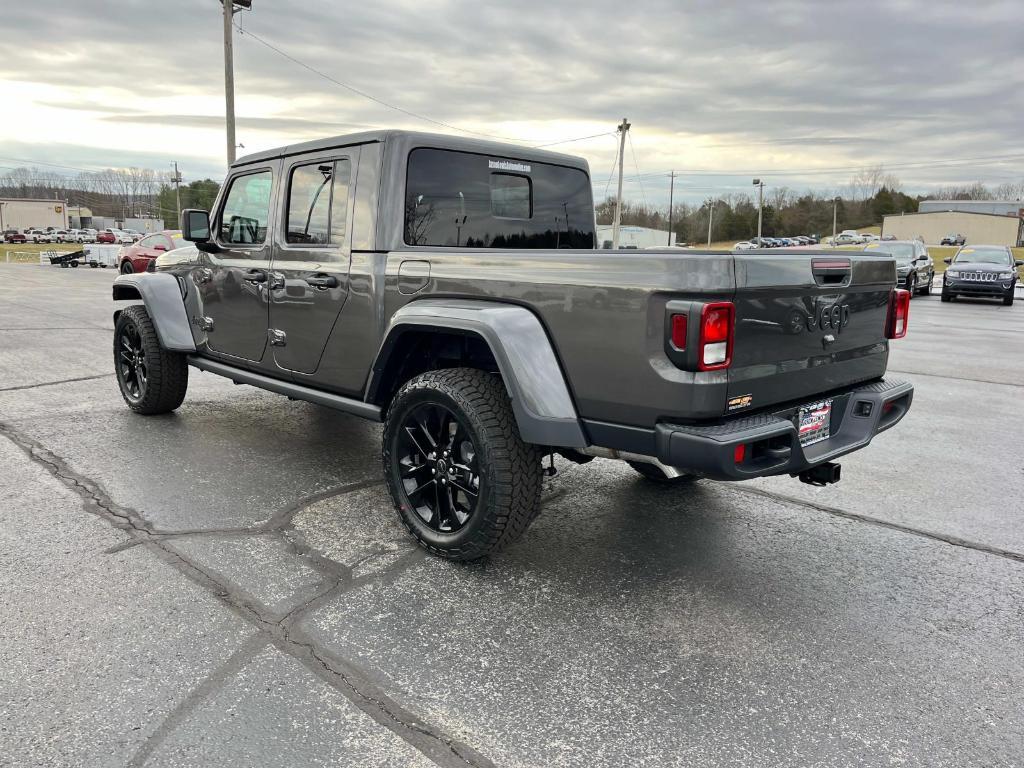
[244,268,267,284]
[304,273,338,289]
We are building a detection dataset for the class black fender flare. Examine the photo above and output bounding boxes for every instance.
[369,300,586,448]
[112,273,196,352]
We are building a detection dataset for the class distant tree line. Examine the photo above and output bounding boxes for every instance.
[0,166,220,225]
[598,166,1024,243]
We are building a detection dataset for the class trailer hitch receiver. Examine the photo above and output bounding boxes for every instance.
[798,462,841,487]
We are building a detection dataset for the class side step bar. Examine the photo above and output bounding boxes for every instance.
[186,356,382,422]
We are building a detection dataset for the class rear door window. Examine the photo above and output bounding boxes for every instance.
[405,148,594,248]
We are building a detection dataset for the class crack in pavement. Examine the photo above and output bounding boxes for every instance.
[125,635,271,768]
[0,421,494,768]
[0,373,115,393]
[726,484,1024,565]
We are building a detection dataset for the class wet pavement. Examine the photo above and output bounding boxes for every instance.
[1,263,1022,767]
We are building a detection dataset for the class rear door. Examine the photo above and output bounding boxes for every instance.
[268,148,357,374]
[728,252,895,412]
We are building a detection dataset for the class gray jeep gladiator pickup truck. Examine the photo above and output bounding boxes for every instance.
[112,130,913,560]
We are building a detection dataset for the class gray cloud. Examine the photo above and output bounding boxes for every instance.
[0,0,1021,202]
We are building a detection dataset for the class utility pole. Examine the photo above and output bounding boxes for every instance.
[753,178,764,244]
[172,162,183,225]
[611,117,630,250]
[707,199,716,247]
[223,1,238,166]
[666,171,675,246]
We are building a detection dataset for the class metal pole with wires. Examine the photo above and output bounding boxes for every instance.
[221,1,251,167]
[172,162,183,226]
[753,178,764,244]
[611,118,630,251]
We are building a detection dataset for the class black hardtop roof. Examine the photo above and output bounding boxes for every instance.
[233,129,589,172]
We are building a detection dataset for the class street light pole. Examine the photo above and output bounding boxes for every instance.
[666,170,675,246]
[753,178,764,244]
[223,0,236,166]
[832,196,839,247]
[707,199,715,247]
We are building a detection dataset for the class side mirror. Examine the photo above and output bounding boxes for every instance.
[181,209,211,242]
[943,257,952,264]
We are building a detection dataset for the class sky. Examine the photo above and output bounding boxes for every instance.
[1,0,1022,205]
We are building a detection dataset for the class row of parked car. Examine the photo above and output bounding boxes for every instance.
[734,234,821,250]
[3,227,143,245]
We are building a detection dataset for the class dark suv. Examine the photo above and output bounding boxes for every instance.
[862,240,934,297]
[942,245,1022,305]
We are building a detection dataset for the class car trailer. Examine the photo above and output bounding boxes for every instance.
[42,249,87,268]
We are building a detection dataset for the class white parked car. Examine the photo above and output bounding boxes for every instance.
[23,227,53,243]
[123,229,143,242]
[49,229,72,242]
[861,233,880,242]
[78,228,98,243]
[734,241,758,250]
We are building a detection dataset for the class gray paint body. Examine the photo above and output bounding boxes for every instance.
[114,130,910,468]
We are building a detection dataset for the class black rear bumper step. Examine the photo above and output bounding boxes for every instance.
[654,378,913,481]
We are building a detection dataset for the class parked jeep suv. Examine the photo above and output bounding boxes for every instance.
[111,130,914,560]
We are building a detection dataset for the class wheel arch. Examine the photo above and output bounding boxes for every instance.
[112,273,196,352]
[368,300,586,448]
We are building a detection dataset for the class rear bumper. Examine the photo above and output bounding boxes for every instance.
[654,378,914,480]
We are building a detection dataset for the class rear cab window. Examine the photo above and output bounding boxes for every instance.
[404,148,595,249]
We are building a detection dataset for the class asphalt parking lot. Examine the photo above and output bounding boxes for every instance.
[2,263,1022,767]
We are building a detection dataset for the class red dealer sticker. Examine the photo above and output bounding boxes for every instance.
[798,399,833,447]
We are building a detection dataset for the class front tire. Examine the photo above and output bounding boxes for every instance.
[920,272,933,295]
[906,274,916,297]
[1004,291,1015,306]
[382,368,544,561]
[114,306,188,414]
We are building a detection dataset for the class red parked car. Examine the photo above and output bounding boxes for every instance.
[4,229,27,243]
[118,230,185,274]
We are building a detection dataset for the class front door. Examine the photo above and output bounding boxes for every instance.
[199,167,276,362]
[268,150,356,374]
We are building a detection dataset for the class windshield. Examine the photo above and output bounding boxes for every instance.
[863,242,914,261]
[954,247,1011,265]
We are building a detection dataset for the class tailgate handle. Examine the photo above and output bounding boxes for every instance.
[812,258,851,286]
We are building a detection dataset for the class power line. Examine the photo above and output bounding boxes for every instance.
[602,135,621,200]
[535,132,616,148]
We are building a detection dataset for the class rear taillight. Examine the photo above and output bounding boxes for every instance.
[698,302,735,370]
[886,289,910,339]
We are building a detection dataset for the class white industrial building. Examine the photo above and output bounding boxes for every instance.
[0,198,69,231]
[918,199,1023,217]
[596,225,678,249]
[882,209,1023,246]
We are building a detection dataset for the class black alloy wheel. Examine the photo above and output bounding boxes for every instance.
[393,402,482,534]
[116,319,148,402]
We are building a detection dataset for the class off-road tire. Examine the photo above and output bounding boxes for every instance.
[627,460,697,485]
[382,368,544,561]
[114,305,188,415]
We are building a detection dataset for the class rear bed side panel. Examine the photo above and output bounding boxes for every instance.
[728,253,896,412]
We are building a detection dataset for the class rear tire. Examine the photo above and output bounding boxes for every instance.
[627,460,697,485]
[382,368,544,561]
[114,306,188,415]
[120,261,134,274]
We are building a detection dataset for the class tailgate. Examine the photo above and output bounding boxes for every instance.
[727,252,895,413]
